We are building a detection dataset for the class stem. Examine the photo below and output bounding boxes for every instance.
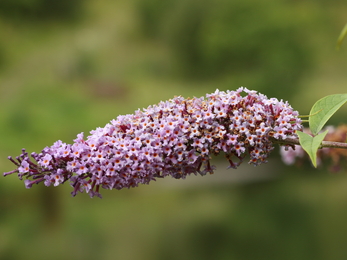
[270,137,347,149]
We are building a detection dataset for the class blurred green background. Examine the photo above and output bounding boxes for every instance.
[1,0,347,259]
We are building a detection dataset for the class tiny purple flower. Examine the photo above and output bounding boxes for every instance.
[18,160,30,173]
[39,154,52,167]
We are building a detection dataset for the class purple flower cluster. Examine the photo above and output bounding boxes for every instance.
[4,88,302,198]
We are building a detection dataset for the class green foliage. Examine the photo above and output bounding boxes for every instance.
[309,94,347,135]
[297,130,328,168]
[136,0,313,99]
[0,0,86,22]
[296,22,347,168]
[297,93,347,167]
[336,23,347,50]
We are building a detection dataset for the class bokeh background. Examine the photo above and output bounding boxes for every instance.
[1,0,347,259]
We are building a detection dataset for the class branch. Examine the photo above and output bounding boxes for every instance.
[271,137,347,149]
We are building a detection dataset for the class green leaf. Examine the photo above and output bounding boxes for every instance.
[297,130,328,168]
[337,23,347,50]
[309,94,347,135]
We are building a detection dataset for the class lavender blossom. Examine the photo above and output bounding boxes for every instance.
[3,88,302,198]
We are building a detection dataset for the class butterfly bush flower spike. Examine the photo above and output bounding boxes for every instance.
[3,88,302,198]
